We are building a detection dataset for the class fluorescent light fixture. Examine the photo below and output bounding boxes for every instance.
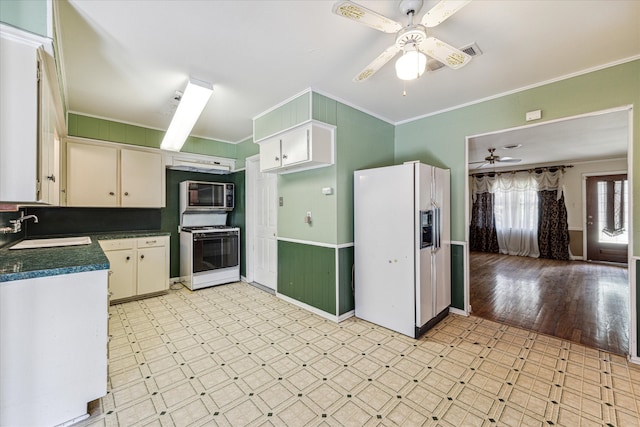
[395,45,427,81]
[160,79,213,151]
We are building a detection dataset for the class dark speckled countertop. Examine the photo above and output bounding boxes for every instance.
[0,231,170,283]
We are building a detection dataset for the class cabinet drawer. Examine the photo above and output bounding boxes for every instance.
[99,239,135,251]
[137,236,166,248]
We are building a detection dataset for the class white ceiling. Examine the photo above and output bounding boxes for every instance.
[56,0,640,147]
[468,109,630,171]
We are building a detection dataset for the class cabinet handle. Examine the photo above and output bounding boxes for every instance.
[126,256,130,261]
[109,192,115,196]
[124,192,129,196]
[275,156,279,161]
[46,174,55,182]
[282,154,288,160]
[140,254,145,260]
[146,240,157,244]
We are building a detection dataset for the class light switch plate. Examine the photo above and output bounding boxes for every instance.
[525,110,542,121]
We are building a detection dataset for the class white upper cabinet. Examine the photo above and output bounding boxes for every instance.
[120,149,163,207]
[259,121,335,174]
[259,137,283,172]
[0,25,64,205]
[66,139,165,208]
[67,141,119,207]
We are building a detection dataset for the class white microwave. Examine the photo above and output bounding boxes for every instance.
[180,180,234,212]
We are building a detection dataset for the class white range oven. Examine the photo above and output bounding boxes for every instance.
[179,225,240,290]
[178,180,240,290]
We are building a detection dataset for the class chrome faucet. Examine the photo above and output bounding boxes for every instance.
[0,212,38,234]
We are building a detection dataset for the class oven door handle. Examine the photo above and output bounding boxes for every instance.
[193,232,238,241]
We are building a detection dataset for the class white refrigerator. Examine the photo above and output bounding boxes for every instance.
[354,161,451,338]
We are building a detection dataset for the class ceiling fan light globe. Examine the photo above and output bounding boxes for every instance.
[395,50,427,80]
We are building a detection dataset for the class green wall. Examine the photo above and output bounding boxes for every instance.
[276,93,395,245]
[278,166,338,244]
[235,137,259,170]
[254,91,311,141]
[68,113,237,158]
[278,241,336,314]
[334,101,395,244]
[0,0,49,37]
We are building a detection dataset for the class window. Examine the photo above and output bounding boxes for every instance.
[598,179,628,244]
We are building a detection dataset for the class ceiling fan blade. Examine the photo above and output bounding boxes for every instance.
[353,44,401,82]
[421,0,472,28]
[332,1,402,33]
[496,158,522,163]
[422,37,471,69]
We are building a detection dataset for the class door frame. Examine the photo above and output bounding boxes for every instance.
[245,154,278,286]
[582,171,629,262]
[464,105,635,361]
[245,154,259,283]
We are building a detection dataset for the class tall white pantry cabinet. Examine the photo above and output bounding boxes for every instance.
[0,25,63,205]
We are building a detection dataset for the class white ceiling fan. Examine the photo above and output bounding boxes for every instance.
[332,0,473,82]
[471,148,522,169]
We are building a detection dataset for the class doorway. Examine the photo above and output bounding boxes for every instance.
[246,155,278,290]
[464,106,633,356]
[586,174,629,263]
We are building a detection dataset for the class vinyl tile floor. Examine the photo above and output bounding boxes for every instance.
[76,282,640,427]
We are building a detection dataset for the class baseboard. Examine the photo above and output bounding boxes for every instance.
[629,355,640,366]
[449,307,468,317]
[276,293,343,322]
[337,310,355,322]
[248,281,276,295]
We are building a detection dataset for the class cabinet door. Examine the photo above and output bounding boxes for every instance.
[137,246,167,295]
[120,149,164,207]
[67,142,118,206]
[104,249,136,300]
[259,137,282,171]
[0,33,38,202]
[281,125,310,166]
[38,55,60,205]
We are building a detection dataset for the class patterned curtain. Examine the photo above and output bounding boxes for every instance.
[538,190,571,260]
[470,191,499,253]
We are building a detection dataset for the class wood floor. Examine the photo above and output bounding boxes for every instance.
[470,252,629,355]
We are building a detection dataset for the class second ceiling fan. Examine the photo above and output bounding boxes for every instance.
[333,0,474,82]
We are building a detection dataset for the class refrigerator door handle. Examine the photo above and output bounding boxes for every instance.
[431,200,441,252]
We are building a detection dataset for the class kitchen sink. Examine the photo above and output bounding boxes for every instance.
[9,236,92,250]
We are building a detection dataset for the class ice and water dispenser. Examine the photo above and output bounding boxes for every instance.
[420,210,433,248]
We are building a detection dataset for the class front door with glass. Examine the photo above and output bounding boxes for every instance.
[586,174,628,263]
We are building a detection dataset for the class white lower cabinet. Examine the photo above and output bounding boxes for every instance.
[100,236,169,302]
[0,270,108,427]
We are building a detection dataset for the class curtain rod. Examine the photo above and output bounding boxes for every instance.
[470,164,573,177]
